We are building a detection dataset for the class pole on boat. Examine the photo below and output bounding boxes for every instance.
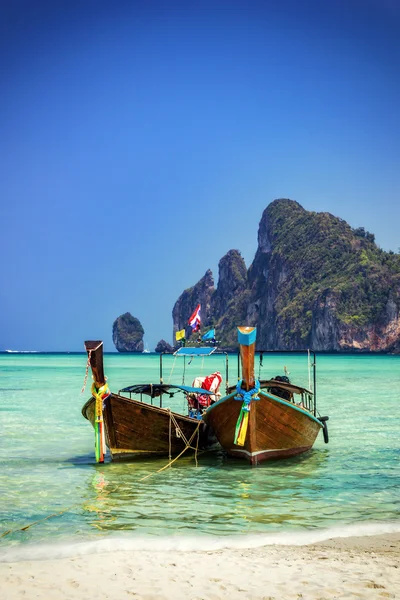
[84,341,109,463]
[225,352,229,394]
[234,327,259,446]
[312,351,317,416]
[237,326,256,391]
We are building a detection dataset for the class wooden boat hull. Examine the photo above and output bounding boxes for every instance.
[82,393,212,461]
[204,390,323,465]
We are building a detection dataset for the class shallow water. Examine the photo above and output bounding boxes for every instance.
[1,351,399,554]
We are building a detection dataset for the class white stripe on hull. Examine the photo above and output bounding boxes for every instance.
[230,448,291,457]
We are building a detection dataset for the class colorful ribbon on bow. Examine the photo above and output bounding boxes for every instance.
[234,379,260,446]
[91,381,111,463]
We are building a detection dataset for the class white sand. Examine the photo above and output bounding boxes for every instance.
[1,533,399,599]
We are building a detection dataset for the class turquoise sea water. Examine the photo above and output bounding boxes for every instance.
[1,351,399,559]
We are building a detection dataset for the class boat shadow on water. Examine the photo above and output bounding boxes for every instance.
[11,444,327,472]
[218,446,330,470]
[67,445,330,470]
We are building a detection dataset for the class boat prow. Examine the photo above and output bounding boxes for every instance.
[205,387,323,464]
[203,327,328,465]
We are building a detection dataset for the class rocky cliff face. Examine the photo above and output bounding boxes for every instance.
[211,250,248,317]
[172,199,400,352]
[172,269,215,341]
[172,251,250,348]
[112,312,144,352]
[210,250,250,348]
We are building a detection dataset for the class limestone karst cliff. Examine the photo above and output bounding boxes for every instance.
[112,312,144,352]
[172,269,215,341]
[172,199,400,352]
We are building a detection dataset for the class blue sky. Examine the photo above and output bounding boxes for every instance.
[1,0,399,351]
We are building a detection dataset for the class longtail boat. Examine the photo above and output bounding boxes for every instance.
[81,341,220,462]
[203,327,329,465]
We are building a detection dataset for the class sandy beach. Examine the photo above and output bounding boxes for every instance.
[1,532,399,600]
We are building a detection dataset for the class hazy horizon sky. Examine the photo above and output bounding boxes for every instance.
[1,0,399,351]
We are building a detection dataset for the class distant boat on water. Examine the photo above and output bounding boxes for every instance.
[142,343,150,354]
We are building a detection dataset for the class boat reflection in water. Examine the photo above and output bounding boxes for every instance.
[83,449,329,534]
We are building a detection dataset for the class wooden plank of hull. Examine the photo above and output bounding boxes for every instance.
[82,393,209,461]
[205,391,322,465]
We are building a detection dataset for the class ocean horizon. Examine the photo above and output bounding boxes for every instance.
[1,351,399,560]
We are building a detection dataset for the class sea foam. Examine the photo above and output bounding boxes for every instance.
[1,521,400,563]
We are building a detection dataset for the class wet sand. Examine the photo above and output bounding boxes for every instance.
[1,532,399,599]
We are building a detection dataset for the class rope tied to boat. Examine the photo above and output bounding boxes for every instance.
[0,507,76,539]
[1,413,203,539]
[170,412,188,444]
[234,379,260,407]
[138,410,202,481]
[234,379,260,446]
[91,381,111,403]
[2,362,207,539]
[1,419,201,539]
[81,350,93,393]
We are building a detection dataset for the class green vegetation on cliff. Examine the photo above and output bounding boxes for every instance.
[266,199,400,343]
[173,198,400,352]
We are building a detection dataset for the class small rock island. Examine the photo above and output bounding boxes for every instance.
[112,312,144,352]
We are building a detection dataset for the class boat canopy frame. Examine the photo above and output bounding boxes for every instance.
[160,349,230,395]
[116,348,229,409]
[118,383,214,407]
[237,349,318,416]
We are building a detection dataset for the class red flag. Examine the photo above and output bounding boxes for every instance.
[188,304,201,332]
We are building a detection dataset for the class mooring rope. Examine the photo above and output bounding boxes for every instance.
[1,413,204,539]
[1,353,96,537]
[0,507,76,539]
[1,351,207,540]
[167,354,177,384]
[138,412,202,482]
